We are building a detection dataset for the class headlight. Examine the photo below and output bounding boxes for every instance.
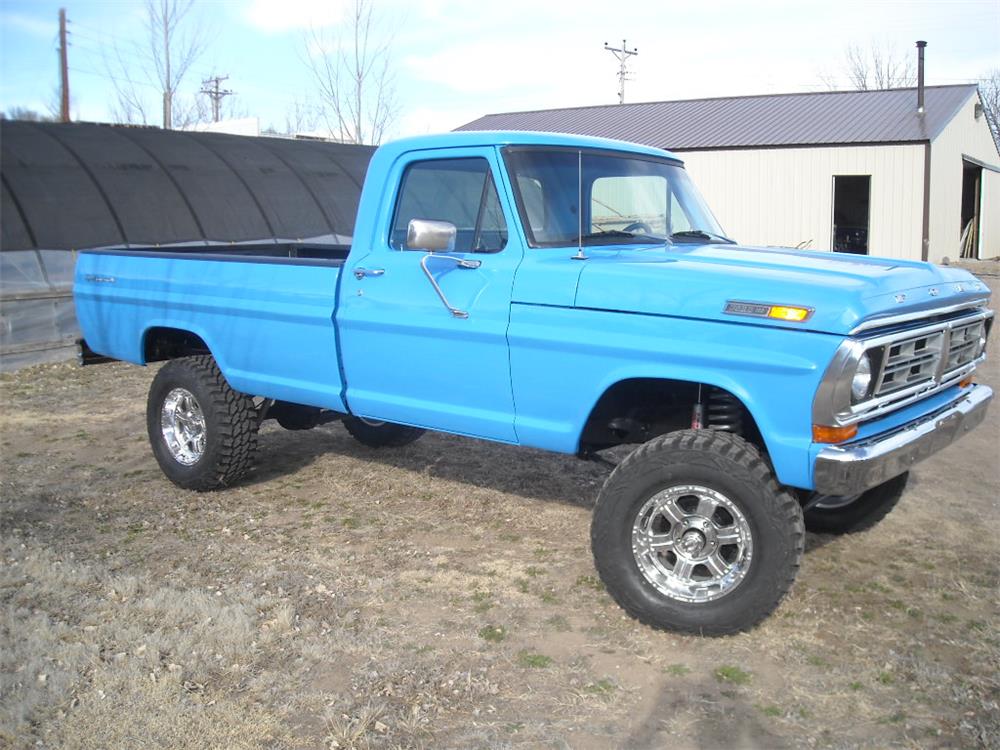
[851,352,873,403]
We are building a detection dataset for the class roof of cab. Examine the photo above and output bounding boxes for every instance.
[373,130,682,163]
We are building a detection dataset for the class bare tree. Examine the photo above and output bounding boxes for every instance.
[0,107,57,122]
[822,42,915,91]
[979,68,1000,149]
[304,0,398,145]
[105,0,210,129]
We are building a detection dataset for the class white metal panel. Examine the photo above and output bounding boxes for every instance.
[928,93,1000,262]
[679,144,925,259]
[981,170,1000,260]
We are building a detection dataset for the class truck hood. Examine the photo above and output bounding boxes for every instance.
[573,244,991,335]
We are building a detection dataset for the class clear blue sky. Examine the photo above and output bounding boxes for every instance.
[1,0,997,140]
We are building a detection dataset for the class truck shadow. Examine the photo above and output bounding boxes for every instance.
[247,422,610,509]
[246,422,859,558]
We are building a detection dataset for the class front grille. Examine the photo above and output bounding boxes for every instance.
[846,310,992,424]
[945,319,986,374]
[875,331,945,397]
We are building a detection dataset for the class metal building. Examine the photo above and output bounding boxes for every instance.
[457,84,1000,263]
[0,121,374,370]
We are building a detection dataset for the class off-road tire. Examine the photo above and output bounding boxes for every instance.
[146,355,258,491]
[803,472,908,535]
[342,417,425,448]
[591,429,805,636]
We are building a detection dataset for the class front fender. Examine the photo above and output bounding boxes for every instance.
[507,304,843,488]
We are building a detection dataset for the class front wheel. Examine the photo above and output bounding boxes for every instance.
[803,473,908,534]
[146,356,259,491]
[591,430,804,636]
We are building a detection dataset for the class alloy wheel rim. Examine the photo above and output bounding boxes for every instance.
[161,387,206,465]
[631,484,753,602]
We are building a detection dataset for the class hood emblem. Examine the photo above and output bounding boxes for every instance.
[928,287,940,297]
[894,293,907,304]
[955,283,964,292]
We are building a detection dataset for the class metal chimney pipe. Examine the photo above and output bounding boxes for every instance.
[916,40,927,114]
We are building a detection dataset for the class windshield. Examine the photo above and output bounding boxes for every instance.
[503,147,729,247]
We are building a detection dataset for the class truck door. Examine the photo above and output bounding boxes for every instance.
[337,148,524,442]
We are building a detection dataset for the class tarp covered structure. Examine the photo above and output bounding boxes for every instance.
[0,121,374,370]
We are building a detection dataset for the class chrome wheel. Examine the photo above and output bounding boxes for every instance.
[631,484,753,602]
[161,387,206,465]
[359,417,386,427]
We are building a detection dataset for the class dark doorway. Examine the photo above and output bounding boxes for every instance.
[832,175,871,254]
[960,161,982,259]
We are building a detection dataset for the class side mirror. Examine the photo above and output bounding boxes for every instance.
[407,219,457,252]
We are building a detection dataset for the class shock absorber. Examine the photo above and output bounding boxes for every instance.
[706,389,744,435]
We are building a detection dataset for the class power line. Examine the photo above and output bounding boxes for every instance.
[200,75,233,122]
[604,39,638,105]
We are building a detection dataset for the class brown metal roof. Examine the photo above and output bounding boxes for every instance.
[456,85,978,151]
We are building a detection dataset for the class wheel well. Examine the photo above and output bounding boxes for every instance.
[579,378,764,454]
[143,327,210,363]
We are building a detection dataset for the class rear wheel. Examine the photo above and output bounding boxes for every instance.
[591,430,804,635]
[342,416,425,448]
[803,473,908,534]
[146,356,258,490]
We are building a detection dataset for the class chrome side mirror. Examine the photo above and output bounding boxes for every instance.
[407,219,456,251]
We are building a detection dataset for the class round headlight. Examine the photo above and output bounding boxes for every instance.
[851,353,873,403]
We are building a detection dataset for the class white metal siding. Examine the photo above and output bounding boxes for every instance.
[982,171,1000,260]
[928,95,1000,262]
[678,144,926,259]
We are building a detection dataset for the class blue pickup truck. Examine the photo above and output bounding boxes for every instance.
[75,131,994,635]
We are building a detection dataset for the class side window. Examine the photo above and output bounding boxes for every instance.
[391,158,508,253]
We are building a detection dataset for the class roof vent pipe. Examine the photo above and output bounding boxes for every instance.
[916,40,927,114]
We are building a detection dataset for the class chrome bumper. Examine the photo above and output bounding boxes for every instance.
[813,385,993,495]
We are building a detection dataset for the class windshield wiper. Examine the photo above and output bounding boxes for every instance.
[580,229,665,244]
[581,230,637,240]
[669,230,736,244]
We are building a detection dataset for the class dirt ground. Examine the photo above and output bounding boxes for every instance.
[2,272,998,750]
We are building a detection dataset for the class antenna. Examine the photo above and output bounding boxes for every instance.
[603,39,638,104]
[573,150,587,260]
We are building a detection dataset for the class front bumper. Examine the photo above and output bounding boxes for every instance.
[813,385,993,495]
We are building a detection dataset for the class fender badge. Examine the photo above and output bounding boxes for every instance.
[928,287,940,296]
[894,293,907,303]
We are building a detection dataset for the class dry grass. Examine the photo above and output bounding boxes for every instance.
[1,275,998,749]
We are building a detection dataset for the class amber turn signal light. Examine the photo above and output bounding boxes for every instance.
[768,305,811,322]
[812,423,858,443]
[959,376,974,388]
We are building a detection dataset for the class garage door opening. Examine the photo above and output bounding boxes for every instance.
[832,175,871,254]
[960,160,982,258]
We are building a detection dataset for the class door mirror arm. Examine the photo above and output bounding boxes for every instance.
[419,253,481,319]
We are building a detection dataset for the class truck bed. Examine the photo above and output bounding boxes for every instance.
[74,244,349,413]
[81,242,352,265]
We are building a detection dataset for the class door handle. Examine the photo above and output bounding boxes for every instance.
[419,254,482,318]
[353,267,385,280]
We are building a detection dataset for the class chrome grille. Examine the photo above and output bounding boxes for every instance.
[945,319,986,374]
[874,331,945,397]
[843,310,992,425]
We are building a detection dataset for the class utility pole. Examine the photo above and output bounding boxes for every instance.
[162,8,171,129]
[58,8,70,122]
[200,75,233,122]
[604,39,638,104]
